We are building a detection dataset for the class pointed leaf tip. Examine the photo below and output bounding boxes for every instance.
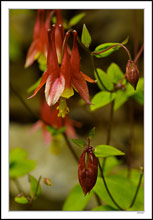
[81,24,92,48]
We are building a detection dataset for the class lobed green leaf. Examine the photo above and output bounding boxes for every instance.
[90,91,116,111]
[95,68,114,91]
[114,90,128,111]
[107,63,124,84]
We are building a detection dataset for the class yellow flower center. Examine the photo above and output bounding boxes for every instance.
[57,98,69,118]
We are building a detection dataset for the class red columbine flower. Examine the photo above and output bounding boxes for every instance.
[78,146,98,195]
[25,9,53,68]
[31,98,77,144]
[28,26,95,117]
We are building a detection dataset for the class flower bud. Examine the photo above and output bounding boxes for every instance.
[125,60,139,90]
[78,146,98,195]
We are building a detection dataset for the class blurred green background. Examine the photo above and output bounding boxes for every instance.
[9,9,144,211]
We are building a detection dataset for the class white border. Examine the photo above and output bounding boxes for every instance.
[1,1,152,219]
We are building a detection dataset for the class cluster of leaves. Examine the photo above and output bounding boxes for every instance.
[91,64,144,111]
[79,24,144,112]
[10,147,52,205]
[63,128,144,211]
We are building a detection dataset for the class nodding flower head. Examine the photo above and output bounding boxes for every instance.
[25,9,53,68]
[78,146,98,195]
[125,60,139,90]
[28,27,95,117]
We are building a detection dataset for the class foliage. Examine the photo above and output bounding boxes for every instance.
[9,148,36,178]
[9,9,144,212]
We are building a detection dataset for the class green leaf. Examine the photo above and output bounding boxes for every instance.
[94,145,125,158]
[107,63,124,84]
[92,205,118,211]
[94,43,120,58]
[89,127,96,141]
[103,156,121,176]
[81,24,92,48]
[133,92,144,105]
[125,83,136,97]
[29,175,41,199]
[43,178,52,186]
[14,195,29,204]
[47,126,66,136]
[135,78,144,92]
[27,77,42,93]
[94,175,144,210]
[69,13,85,27]
[9,147,27,163]
[114,90,128,111]
[71,139,86,148]
[132,78,144,105]
[96,68,114,91]
[90,91,116,111]
[9,160,36,178]
[9,148,36,178]
[93,37,128,58]
[62,184,92,211]
[121,36,129,45]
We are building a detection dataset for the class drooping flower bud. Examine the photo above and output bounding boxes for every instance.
[125,60,139,90]
[78,146,98,195]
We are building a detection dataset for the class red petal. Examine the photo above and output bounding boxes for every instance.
[33,10,41,40]
[81,72,96,83]
[25,40,38,68]
[47,28,60,77]
[72,75,92,105]
[28,70,48,99]
[60,31,71,89]
[71,31,92,104]
[55,10,63,25]
[45,75,65,106]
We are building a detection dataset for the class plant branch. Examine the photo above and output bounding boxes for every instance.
[98,159,124,210]
[129,169,144,208]
[33,176,42,200]
[102,101,114,170]
[134,44,144,64]
[63,132,79,162]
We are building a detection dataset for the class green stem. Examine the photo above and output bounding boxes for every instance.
[32,176,42,200]
[98,159,124,210]
[129,170,144,208]
[102,101,114,170]
[77,36,111,92]
[90,53,111,92]
[63,132,79,162]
